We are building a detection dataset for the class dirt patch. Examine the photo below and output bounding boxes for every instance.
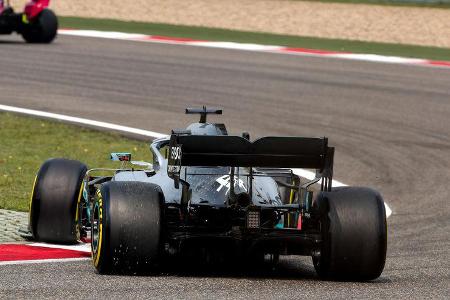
[11,0,450,47]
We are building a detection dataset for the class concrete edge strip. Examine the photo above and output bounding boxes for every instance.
[0,104,392,217]
[58,29,449,69]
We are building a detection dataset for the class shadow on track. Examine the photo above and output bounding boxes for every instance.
[112,255,391,284]
[0,39,23,44]
[120,255,319,281]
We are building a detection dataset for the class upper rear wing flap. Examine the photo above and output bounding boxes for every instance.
[167,133,334,190]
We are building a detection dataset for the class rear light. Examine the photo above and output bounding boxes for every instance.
[247,210,260,229]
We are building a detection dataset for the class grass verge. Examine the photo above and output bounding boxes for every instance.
[59,16,450,61]
[0,113,152,212]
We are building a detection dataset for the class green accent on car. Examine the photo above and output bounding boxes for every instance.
[110,152,132,162]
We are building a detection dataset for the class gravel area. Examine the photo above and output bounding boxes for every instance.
[11,0,450,47]
[0,209,28,243]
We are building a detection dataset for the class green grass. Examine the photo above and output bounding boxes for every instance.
[0,113,152,212]
[59,16,450,61]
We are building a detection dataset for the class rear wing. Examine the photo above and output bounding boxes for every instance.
[167,133,334,191]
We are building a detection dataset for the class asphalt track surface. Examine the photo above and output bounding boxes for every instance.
[1,34,449,299]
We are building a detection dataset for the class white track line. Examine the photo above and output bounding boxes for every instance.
[0,257,90,266]
[329,53,425,64]
[293,168,392,217]
[0,104,392,217]
[29,242,91,253]
[58,30,148,40]
[58,29,450,69]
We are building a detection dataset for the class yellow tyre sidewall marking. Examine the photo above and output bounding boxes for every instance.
[75,181,84,241]
[28,175,38,226]
[93,189,103,268]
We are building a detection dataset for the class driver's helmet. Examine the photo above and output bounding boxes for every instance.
[186,122,226,136]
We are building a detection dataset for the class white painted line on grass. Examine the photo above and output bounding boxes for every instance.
[0,104,392,217]
[0,257,90,266]
[0,104,166,139]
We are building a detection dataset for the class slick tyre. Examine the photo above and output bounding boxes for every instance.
[92,182,164,274]
[30,158,87,244]
[313,187,387,281]
[22,9,58,43]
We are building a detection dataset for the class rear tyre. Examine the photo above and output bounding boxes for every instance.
[92,181,165,274]
[313,187,387,281]
[30,158,87,244]
[21,9,58,43]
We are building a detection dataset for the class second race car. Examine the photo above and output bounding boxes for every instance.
[0,0,57,43]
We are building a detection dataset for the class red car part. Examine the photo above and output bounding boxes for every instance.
[24,0,50,20]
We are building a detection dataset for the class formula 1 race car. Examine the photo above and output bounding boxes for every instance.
[0,0,57,43]
[27,107,387,280]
